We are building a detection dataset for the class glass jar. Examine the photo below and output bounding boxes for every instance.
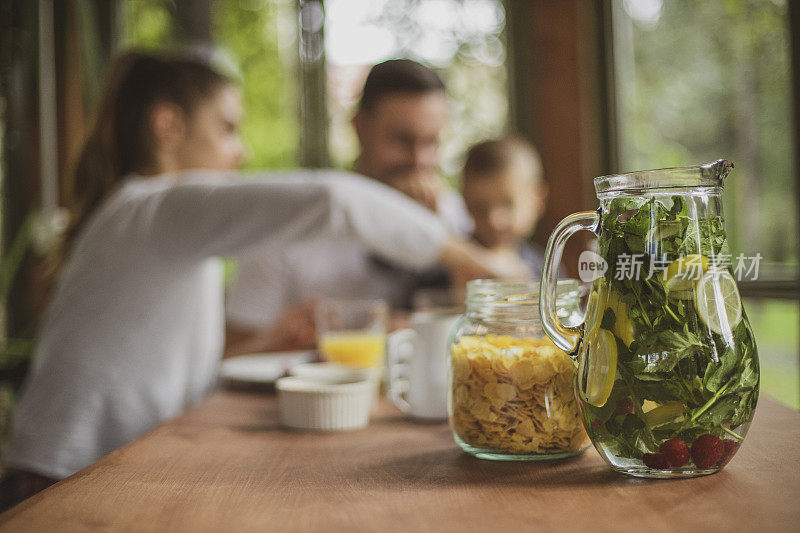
[448,279,589,461]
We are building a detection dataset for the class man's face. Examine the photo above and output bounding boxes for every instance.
[354,91,448,183]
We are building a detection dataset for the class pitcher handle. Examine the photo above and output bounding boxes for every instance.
[540,210,601,355]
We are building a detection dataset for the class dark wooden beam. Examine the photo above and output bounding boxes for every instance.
[55,0,86,208]
[594,0,619,175]
[504,0,535,144]
[92,0,122,58]
[173,0,215,46]
[507,0,609,277]
[0,0,41,338]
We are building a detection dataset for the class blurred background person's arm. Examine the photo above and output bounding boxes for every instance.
[224,299,318,358]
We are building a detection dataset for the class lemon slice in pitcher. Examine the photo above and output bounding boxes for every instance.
[604,288,634,347]
[613,300,635,348]
[578,329,617,407]
[583,288,605,333]
[662,254,710,293]
[694,270,742,335]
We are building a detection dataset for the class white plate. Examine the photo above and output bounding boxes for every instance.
[220,350,316,385]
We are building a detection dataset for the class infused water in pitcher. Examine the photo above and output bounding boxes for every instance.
[539,160,759,478]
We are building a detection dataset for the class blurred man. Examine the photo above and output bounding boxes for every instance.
[350,60,471,231]
[224,60,513,356]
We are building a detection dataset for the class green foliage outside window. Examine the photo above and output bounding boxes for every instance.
[615,0,794,266]
[123,0,173,49]
[214,0,298,169]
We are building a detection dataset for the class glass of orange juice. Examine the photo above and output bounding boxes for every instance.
[316,299,389,369]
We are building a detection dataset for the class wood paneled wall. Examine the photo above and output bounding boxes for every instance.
[506,0,615,277]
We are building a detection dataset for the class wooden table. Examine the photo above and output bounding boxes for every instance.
[1,390,798,532]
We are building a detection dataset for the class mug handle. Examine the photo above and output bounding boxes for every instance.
[386,328,416,413]
[540,210,601,355]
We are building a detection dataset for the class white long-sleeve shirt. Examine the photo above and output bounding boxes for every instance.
[226,189,471,328]
[5,169,446,479]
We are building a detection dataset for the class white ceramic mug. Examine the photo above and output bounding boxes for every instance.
[386,310,461,420]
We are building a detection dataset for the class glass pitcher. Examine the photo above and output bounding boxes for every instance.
[539,160,760,478]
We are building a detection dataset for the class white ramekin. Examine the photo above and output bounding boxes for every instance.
[290,362,382,406]
[276,375,374,431]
